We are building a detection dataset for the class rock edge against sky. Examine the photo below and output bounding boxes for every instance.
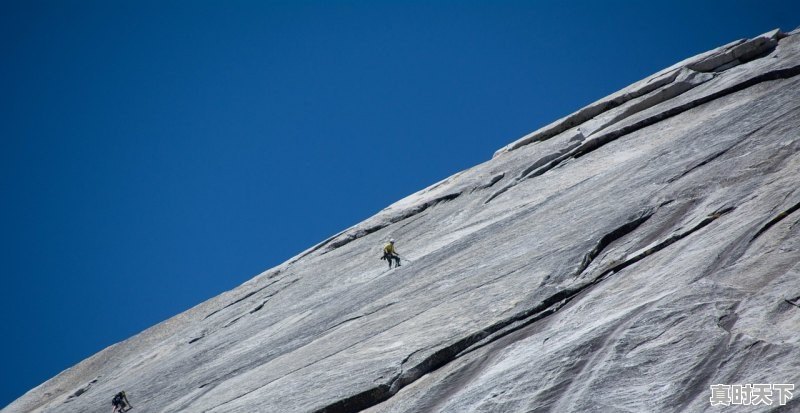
[5,27,800,413]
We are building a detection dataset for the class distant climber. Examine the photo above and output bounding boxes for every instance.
[111,391,132,412]
[382,239,402,268]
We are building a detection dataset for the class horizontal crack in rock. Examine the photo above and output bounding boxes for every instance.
[248,279,300,315]
[64,377,100,403]
[576,212,655,278]
[571,66,800,160]
[320,192,462,254]
[223,315,244,328]
[204,278,284,320]
[472,172,506,193]
[311,207,734,413]
[204,277,298,343]
[325,302,398,333]
[494,31,783,157]
[495,69,684,156]
[750,200,800,241]
[667,144,741,184]
[688,32,780,73]
[508,64,800,186]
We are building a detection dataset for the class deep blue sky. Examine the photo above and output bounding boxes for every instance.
[1,0,798,408]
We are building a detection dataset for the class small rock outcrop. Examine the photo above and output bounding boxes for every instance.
[5,28,800,413]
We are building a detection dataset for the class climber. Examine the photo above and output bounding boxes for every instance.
[111,391,132,412]
[382,239,402,268]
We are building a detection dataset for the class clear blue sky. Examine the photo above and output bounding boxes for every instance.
[1,0,798,408]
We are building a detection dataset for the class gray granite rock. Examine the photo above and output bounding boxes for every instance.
[5,29,800,413]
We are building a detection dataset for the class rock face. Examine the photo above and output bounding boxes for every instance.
[6,28,800,413]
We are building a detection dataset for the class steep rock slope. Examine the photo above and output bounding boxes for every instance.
[5,28,800,413]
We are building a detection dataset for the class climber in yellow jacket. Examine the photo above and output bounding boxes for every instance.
[382,239,401,268]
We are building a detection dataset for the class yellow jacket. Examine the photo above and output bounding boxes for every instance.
[383,243,396,255]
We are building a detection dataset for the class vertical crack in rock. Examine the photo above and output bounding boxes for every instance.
[750,200,800,241]
[311,207,734,413]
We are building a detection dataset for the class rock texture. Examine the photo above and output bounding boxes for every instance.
[6,28,800,413]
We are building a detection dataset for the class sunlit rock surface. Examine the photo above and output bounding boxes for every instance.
[5,28,800,413]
